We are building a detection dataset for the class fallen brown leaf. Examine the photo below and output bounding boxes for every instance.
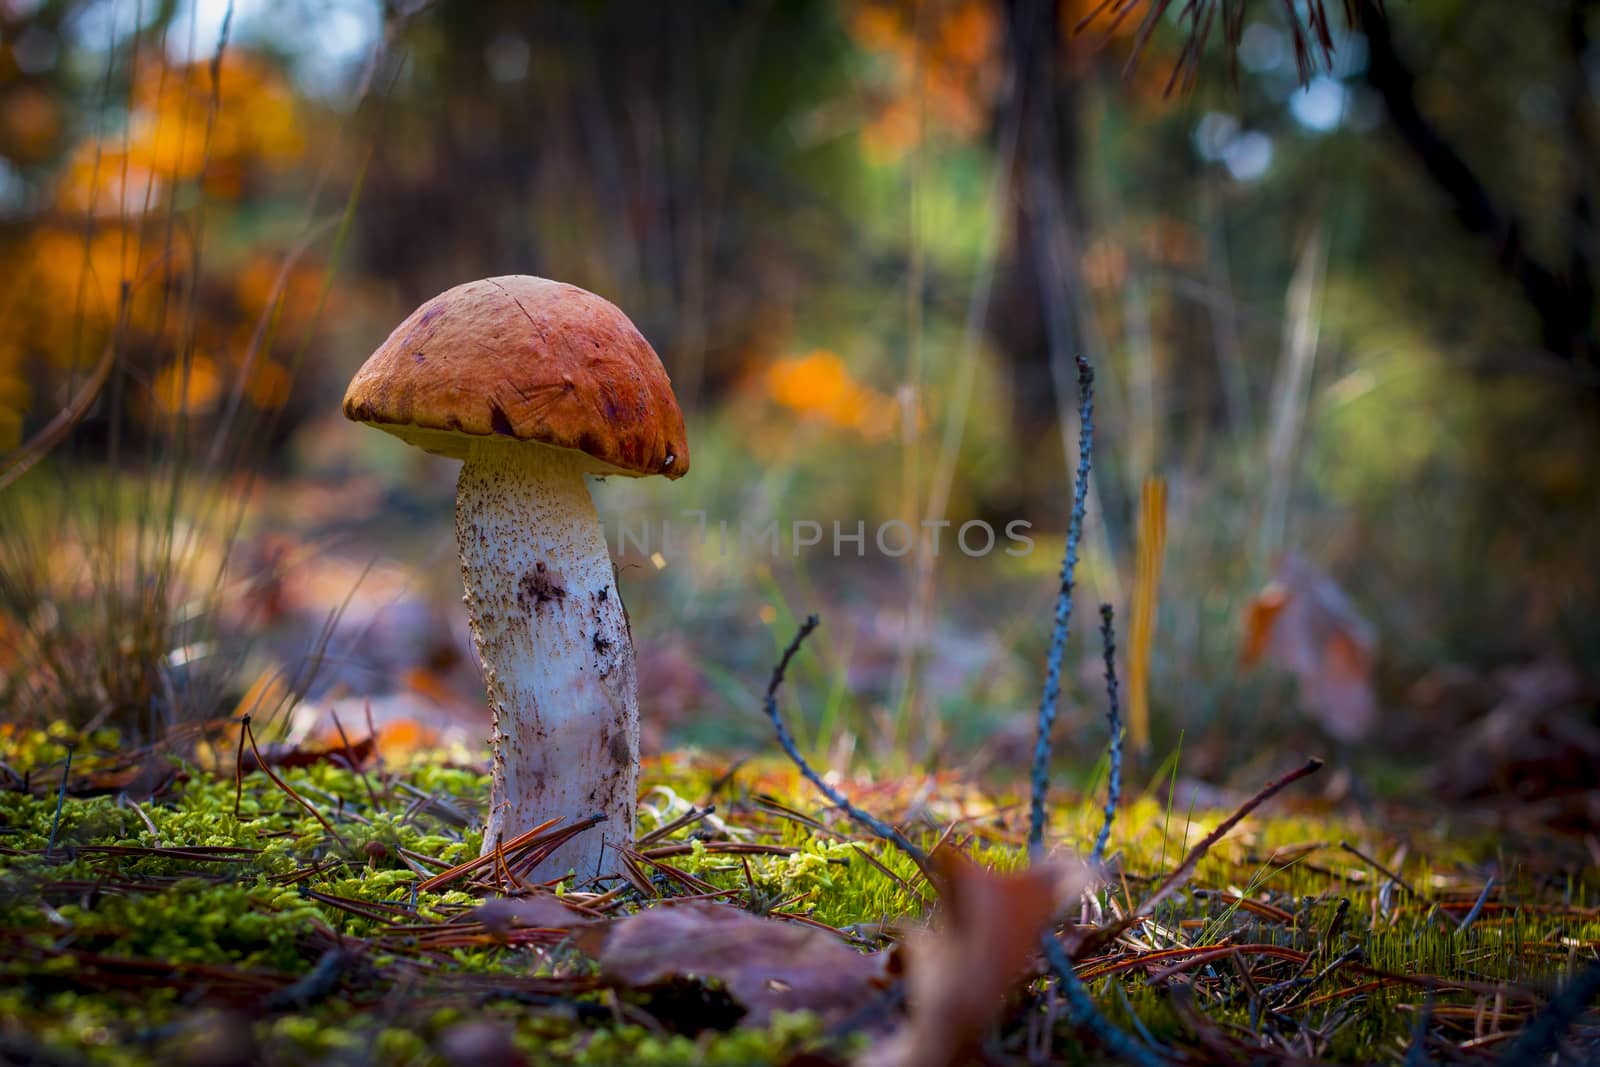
[240,734,376,773]
[1241,551,1377,743]
[62,754,181,799]
[1428,656,1600,812]
[582,900,893,1026]
[859,851,1086,1067]
[472,896,596,940]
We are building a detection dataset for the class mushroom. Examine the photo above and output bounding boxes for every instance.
[343,276,688,880]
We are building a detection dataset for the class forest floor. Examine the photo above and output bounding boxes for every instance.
[2,722,1596,1067]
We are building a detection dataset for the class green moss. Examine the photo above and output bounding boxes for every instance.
[545,1013,829,1066]
[1,729,1592,1065]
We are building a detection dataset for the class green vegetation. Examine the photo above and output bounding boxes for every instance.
[2,725,1592,1064]
[3,1,1599,1063]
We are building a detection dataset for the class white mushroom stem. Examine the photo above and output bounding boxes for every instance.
[455,438,636,880]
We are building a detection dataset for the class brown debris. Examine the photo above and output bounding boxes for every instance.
[578,900,894,1026]
[860,851,1082,1067]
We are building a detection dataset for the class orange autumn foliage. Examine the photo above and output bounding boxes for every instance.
[56,50,303,216]
[848,0,1001,163]
[0,48,321,442]
[765,348,902,440]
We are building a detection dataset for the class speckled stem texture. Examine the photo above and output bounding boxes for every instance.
[456,440,637,880]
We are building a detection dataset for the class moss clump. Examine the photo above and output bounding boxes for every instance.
[544,1012,828,1065]
[1,728,1593,1065]
[0,732,911,1066]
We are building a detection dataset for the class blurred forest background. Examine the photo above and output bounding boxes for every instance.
[2,0,1597,806]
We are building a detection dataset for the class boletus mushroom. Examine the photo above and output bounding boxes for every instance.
[343,276,688,879]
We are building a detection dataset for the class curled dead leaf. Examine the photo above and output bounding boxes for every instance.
[1241,551,1378,743]
[859,851,1088,1067]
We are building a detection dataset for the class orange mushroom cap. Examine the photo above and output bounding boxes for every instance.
[344,276,688,478]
